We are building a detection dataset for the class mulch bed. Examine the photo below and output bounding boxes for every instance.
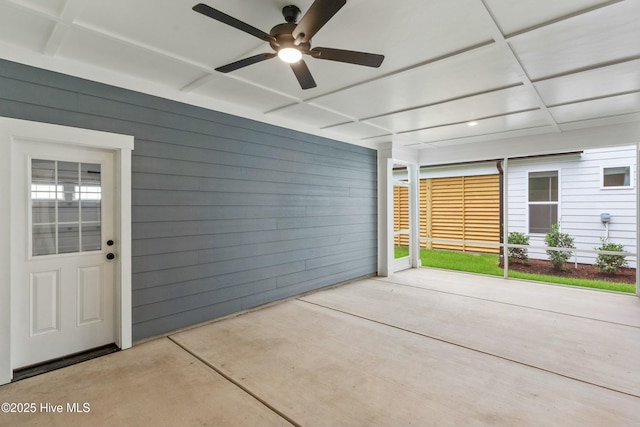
[500,258,636,284]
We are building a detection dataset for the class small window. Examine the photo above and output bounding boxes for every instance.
[603,166,631,187]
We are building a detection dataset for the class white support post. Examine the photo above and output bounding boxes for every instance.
[409,163,421,268]
[377,147,393,277]
[503,157,509,279]
[635,144,640,297]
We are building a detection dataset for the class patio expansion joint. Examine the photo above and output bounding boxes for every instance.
[375,277,640,330]
[296,298,640,400]
[166,336,302,427]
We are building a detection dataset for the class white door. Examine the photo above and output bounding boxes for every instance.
[11,141,116,368]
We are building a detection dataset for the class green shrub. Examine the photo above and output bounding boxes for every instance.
[544,223,575,271]
[507,232,530,263]
[594,238,628,275]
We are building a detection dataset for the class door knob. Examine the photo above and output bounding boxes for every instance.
[106,253,116,260]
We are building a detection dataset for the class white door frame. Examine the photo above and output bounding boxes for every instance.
[389,160,420,274]
[378,146,421,276]
[0,117,133,385]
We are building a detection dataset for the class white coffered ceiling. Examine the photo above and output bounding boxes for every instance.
[0,0,639,150]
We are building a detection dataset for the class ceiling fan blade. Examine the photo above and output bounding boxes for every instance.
[310,47,384,67]
[292,0,346,44]
[290,60,317,90]
[215,53,277,73]
[193,3,274,42]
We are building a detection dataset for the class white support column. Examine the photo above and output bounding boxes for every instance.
[409,163,421,268]
[0,122,12,385]
[503,157,509,279]
[377,146,393,277]
[635,144,640,297]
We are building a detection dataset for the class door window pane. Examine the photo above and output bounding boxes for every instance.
[31,159,102,256]
[58,199,80,222]
[31,159,56,182]
[81,201,101,222]
[82,224,101,251]
[32,200,56,223]
[58,224,80,254]
[32,224,56,256]
[57,161,79,186]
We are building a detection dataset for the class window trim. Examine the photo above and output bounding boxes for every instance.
[526,169,560,235]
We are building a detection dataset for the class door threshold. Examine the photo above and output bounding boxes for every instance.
[12,344,119,382]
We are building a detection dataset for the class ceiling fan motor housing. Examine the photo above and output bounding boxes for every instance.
[269,21,310,52]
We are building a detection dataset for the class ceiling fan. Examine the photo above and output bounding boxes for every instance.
[192,0,385,89]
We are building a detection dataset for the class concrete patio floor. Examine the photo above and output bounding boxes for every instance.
[1,268,639,426]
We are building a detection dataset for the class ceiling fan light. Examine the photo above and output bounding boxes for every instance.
[278,47,302,63]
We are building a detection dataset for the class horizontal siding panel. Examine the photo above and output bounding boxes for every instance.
[276,257,375,289]
[133,206,306,222]
[132,145,376,183]
[561,212,636,222]
[132,219,278,239]
[563,195,636,204]
[133,172,201,191]
[0,76,80,110]
[132,157,376,190]
[131,133,374,173]
[134,277,277,307]
[133,251,200,274]
[133,279,280,324]
[132,223,377,257]
[350,187,377,198]
[306,206,377,216]
[562,203,636,212]
[138,173,354,198]
[132,188,375,208]
[241,264,375,311]
[197,177,350,197]
[305,245,377,270]
[561,216,636,226]
[198,239,374,270]
[133,298,245,340]
[133,259,307,290]
[132,189,355,207]
[277,215,376,229]
[194,232,376,266]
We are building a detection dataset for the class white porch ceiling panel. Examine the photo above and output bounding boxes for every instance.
[0,0,638,149]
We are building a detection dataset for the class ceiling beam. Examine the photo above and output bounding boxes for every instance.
[503,0,624,39]
[42,0,86,56]
[478,0,560,135]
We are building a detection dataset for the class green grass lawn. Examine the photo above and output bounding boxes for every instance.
[395,246,637,294]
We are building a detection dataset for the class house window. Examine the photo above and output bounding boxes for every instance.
[528,171,558,234]
[603,166,631,187]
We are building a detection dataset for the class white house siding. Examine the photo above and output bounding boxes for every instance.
[507,146,637,268]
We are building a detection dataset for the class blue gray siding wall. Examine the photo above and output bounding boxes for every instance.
[0,59,378,340]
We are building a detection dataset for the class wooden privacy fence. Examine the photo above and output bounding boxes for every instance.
[394,174,501,254]
[394,185,409,247]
